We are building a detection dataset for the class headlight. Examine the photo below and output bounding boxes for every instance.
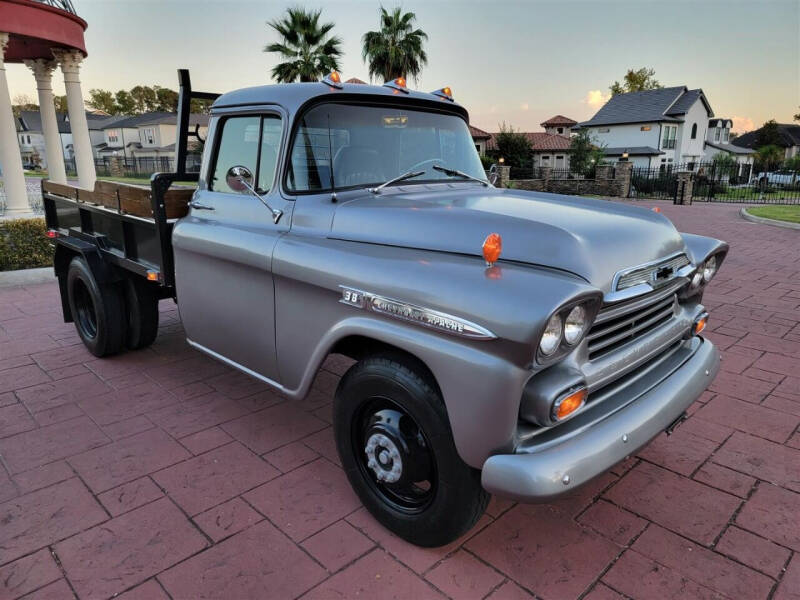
[703,255,717,282]
[564,305,587,345]
[539,313,562,356]
[691,270,703,288]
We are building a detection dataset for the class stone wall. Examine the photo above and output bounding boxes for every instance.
[509,161,633,198]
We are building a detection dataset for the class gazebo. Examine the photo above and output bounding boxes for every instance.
[0,0,95,213]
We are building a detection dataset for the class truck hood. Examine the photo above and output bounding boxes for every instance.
[329,187,686,293]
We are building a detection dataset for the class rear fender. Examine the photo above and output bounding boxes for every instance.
[54,237,122,322]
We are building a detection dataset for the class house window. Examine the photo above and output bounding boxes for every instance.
[599,128,610,133]
[108,130,119,143]
[541,155,550,165]
[722,129,729,143]
[714,127,720,142]
[640,126,651,131]
[557,127,564,134]
[691,123,697,139]
[142,128,155,145]
[662,126,677,149]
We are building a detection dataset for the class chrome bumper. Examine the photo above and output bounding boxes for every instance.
[481,337,720,501]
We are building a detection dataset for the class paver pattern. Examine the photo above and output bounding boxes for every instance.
[0,200,797,599]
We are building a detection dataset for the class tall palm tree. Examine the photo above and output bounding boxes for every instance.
[362,7,428,84]
[265,8,343,83]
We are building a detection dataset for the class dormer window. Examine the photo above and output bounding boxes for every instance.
[714,128,720,142]
[557,127,563,134]
[722,129,729,143]
[691,123,697,139]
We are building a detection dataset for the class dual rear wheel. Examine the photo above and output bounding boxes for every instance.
[66,256,159,357]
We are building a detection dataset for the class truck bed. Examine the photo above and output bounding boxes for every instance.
[42,178,195,288]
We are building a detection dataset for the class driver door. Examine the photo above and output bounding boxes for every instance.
[172,112,289,382]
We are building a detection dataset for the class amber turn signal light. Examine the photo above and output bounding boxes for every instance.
[482,233,502,266]
[146,270,160,282]
[554,388,587,421]
[694,314,708,335]
[652,207,662,213]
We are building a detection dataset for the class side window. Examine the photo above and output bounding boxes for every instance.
[211,116,261,193]
[257,115,282,193]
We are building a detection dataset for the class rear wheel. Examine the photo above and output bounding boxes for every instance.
[66,256,125,357]
[334,354,489,547]
[123,276,159,350]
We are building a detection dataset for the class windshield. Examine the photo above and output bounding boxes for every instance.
[286,103,487,192]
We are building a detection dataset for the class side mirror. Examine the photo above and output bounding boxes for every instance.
[226,165,253,193]
[488,164,499,186]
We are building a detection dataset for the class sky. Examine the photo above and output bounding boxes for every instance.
[5,0,799,133]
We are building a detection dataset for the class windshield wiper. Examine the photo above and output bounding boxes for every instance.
[432,164,489,186]
[369,170,426,194]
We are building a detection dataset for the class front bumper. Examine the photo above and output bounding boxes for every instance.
[481,337,720,501]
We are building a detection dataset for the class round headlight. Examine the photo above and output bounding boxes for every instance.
[539,313,562,356]
[703,256,717,282]
[691,271,703,288]
[564,305,587,345]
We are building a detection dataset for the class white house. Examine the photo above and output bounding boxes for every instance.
[576,86,714,169]
[702,118,754,179]
[95,112,209,163]
[733,123,800,161]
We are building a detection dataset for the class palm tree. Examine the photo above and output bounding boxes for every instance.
[362,7,428,84]
[265,8,343,83]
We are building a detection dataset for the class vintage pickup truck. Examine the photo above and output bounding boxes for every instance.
[42,70,727,547]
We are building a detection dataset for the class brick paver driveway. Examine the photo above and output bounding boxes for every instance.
[0,200,798,599]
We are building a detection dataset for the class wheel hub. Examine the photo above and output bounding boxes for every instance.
[365,432,403,483]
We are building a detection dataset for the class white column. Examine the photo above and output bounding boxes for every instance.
[53,49,95,190]
[24,59,67,184]
[0,33,30,214]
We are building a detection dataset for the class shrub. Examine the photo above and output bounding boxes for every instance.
[479,154,495,169]
[0,218,53,271]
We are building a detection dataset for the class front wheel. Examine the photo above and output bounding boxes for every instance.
[333,354,489,547]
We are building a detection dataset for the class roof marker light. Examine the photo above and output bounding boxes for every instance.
[383,77,410,94]
[432,86,454,101]
[482,233,502,266]
[322,71,343,89]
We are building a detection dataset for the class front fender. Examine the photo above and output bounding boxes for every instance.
[680,232,729,267]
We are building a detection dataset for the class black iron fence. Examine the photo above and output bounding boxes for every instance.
[630,167,679,200]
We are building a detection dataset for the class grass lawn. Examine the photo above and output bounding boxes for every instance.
[747,205,800,224]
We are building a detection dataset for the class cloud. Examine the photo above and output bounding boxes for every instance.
[731,116,755,133]
[520,103,529,111]
[584,90,609,108]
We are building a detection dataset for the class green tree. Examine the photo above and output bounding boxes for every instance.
[711,152,738,177]
[610,67,663,96]
[11,94,37,118]
[493,122,532,169]
[114,90,136,115]
[54,95,68,113]
[362,7,428,84]
[754,145,784,170]
[86,89,118,114]
[783,155,800,170]
[755,119,782,148]
[153,86,179,112]
[265,7,342,83]
[129,85,158,113]
[569,130,605,175]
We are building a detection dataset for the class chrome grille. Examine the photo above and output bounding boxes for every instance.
[615,254,690,291]
[587,284,678,360]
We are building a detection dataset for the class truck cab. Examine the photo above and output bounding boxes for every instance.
[43,71,727,547]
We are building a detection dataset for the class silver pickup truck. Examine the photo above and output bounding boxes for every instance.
[42,70,726,547]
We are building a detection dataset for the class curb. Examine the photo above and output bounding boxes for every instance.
[740,207,800,230]
[0,267,55,288]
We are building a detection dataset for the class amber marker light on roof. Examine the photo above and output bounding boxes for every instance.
[432,86,454,101]
[553,388,587,421]
[482,233,502,266]
[322,71,343,89]
[384,77,410,94]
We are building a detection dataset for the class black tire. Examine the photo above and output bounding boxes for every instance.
[334,354,490,547]
[66,256,125,357]
[123,276,159,350]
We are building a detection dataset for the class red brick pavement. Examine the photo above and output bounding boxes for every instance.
[0,200,798,599]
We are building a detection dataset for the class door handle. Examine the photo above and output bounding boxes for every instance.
[188,200,215,210]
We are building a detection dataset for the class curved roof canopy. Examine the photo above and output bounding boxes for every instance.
[0,0,87,62]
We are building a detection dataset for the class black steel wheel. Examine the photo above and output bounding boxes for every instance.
[334,353,489,547]
[66,256,125,357]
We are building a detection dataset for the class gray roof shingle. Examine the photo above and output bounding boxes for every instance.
[578,86,713,127]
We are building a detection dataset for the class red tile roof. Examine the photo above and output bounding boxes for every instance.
[540,115,577,127]
[468,125,491,139]
[344,77,366,84]
[487,132,571,151]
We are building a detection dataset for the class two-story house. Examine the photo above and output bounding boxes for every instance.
[576,86,714,169]
[486,115,576,170]
[733,122,800,161]
[95,112,209,165]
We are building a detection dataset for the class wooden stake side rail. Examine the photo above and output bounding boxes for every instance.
[42,180,193,220]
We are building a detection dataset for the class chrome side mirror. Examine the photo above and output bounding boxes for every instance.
[225,164,283,224]
[488,164,499,186]
[226,165,253,193]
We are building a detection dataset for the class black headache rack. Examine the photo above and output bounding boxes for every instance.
[42,69,220,295]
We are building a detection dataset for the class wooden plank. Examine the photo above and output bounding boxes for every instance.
[42,180,78,200]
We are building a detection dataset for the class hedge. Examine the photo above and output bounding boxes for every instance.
[0,218,53,271]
